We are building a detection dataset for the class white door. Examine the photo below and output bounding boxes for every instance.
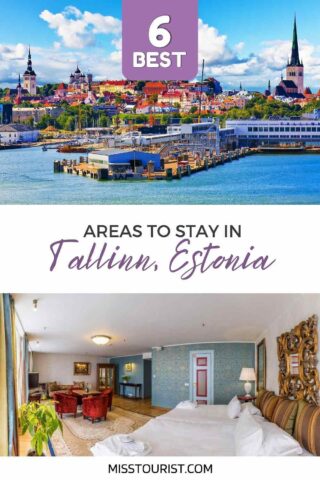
[190,351,214,404]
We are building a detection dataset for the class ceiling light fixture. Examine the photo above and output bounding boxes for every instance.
[91,335,111,345]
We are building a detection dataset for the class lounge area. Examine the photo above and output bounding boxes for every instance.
[0,293,320,456]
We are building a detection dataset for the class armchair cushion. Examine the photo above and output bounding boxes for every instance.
[83,395,108,422]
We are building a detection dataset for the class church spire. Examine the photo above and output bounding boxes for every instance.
[289,15,302,67]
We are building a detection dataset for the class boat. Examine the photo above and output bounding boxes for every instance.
[258,143,306,153]
[42,145,48,151]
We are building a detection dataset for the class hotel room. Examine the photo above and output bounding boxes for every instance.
[0,293,319,457]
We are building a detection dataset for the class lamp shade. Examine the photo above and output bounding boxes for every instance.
[239,367,256,381]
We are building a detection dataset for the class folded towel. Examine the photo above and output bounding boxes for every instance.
[176,400,198,409]
[91,434,152,457]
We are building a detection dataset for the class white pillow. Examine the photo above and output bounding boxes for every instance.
[227,395,241,419]
[241,402,262,416]
[234,409,263,455]
[260,421,303,456]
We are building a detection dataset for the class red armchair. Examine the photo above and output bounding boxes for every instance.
[82,395,108,423]
[53,392,78,419]
[101,388,113,411]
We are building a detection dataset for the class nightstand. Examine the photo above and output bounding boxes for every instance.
[237,395,257,403]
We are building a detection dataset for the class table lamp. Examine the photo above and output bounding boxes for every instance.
[239,367,256,396]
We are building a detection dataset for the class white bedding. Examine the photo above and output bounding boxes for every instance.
[92,404,236,457]
[92,415,236,456]
[160,404,230,424]
[91,404,308,457]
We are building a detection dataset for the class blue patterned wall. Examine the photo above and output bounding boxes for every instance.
[110,355,145,397]
[152,343,255,408]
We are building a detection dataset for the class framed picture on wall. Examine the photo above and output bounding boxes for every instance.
[257,339,266,391]
[74,362,91,375]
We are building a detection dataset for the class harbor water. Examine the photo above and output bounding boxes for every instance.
[0,146,320,204]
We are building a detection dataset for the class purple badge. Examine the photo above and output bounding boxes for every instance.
[122,0,198,80]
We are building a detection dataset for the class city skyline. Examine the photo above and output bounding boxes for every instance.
[1,1,320,90]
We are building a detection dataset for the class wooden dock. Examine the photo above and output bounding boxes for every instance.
[54,148,256,182]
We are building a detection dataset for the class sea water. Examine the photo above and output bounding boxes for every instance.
[0,146,320,204]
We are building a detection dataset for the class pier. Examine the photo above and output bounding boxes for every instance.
[53,147,255,182]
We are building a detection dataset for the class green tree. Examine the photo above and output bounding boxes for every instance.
[135,81,146,92]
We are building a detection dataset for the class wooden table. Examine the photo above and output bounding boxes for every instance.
[72,389,101,398]
[119,382,142,399]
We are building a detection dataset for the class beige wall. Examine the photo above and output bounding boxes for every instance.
[256,294,320,393]
[32,352,109,389]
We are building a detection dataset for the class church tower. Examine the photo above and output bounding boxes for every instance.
[23,46,37,95]
[286,16,304,94]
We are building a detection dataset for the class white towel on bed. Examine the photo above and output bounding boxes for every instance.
[91,434,152,457]
[176,400,198,409]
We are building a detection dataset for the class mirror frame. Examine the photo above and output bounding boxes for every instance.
[277,315,319,405]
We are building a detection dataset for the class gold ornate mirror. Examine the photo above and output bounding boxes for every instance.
[277,315,319,405]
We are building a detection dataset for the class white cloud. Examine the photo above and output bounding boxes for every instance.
[198,19,238,66]
[0,42,123,85]
[3,12,320,90]
[39,6,121,49]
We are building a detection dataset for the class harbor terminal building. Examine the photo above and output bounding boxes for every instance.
[226,118,320,147]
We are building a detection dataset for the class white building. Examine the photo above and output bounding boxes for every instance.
[0,124,39,144]
[226,119,320,146]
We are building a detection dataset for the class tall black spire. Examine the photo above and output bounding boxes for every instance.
[25,46,36,76]
[289,15,303,67]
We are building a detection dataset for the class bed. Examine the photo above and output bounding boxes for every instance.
[92,404,237,456]
[91,400,315,457]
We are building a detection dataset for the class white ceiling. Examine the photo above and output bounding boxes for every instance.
[13,294,314,356]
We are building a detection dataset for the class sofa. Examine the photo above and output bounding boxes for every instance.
[255,389,320,455]
[48,381,85,398]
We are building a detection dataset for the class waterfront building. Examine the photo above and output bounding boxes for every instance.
[23,47,37,95]
[88,148,161,170]
[0,124,39,144]
[226,118,320,146]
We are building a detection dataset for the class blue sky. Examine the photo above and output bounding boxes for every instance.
[1,0,320,90]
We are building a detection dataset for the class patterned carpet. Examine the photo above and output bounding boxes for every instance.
[51,407,151,456]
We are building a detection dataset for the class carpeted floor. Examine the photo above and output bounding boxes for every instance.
[51,406,151,456]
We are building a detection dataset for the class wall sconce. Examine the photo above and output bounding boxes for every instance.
[33,299,38,311]
[125,363,133,372]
